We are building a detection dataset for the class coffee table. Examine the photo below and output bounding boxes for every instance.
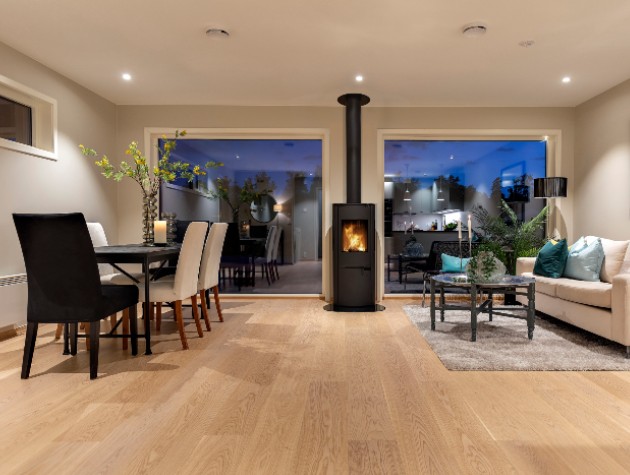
[429,273,536,342]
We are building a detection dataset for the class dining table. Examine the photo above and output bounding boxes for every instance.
[94,244,180,355]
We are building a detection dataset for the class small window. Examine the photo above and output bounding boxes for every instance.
[0,74,57,160]
[0,95,33,146]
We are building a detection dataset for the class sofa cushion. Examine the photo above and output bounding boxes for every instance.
[563,238,605,282]
[555,279,612,309]
[522,271,557,297]
[586,236,629,283]
[441,253,470,273]
[534,239,568,278]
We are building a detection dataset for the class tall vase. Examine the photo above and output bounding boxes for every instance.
[142,191,158,246]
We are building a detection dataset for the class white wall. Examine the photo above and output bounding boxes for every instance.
[575,78,630,240]
[0,41,117,329]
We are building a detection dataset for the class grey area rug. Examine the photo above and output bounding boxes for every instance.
[404,304,630,370]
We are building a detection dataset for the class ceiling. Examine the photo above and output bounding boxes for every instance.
[2,0,630,107]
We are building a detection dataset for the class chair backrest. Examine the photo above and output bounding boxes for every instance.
[265,226,278,263]
[271,227,282,261]
[13,213,102,323]
[222,223,242,257]
[173,221,208,299]
[86,222,115,276]
[198,222,228,291]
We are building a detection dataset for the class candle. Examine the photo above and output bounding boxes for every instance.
[154,220,167,244]
[468,214,472,240]
[458,220,462,239]
[404,221,407,234]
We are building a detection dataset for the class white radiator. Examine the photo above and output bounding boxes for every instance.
[0,273,27,333]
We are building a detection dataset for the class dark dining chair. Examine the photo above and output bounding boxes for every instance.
[13,213,139,380]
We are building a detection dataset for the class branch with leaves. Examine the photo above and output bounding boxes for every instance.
[80,130,222,196]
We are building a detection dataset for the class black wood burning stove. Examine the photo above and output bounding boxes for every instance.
[333,203,376,311]
[330,93,380,312]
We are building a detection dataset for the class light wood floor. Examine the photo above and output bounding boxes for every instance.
[1,298,630,474]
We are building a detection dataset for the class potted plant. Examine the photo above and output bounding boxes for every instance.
[471,199,548,275]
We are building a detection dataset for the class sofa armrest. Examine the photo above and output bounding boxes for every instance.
[516,257,536,276]
[612,273,630,346]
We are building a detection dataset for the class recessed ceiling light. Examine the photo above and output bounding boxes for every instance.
[122,73,132,81]
[519,40,535,48]
[355,75,364,82]
[450,155,454,160]
[206,28,230,38]
[462,23,487,38]
[562,76,571,84]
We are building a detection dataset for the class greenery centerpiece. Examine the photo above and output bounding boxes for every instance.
[80,130,222,245]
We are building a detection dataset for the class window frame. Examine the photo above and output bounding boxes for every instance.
[0,74,57,160]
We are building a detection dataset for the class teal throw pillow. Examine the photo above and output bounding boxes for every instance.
[441,253,470,273]
[533,239,569,278]
[563,238,605,281]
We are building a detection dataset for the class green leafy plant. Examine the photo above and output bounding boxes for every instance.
[80,130,222,196]
[471,199,548,274]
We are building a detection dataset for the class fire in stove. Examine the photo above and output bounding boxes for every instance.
[342,220,367,252]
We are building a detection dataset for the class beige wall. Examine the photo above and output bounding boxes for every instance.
[0,41,117,327]
[575,78,630,240]
[116,105,575,300]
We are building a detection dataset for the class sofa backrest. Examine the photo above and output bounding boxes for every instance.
[586,236,630,283]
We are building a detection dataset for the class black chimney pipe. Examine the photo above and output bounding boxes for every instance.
[338,93,370,203]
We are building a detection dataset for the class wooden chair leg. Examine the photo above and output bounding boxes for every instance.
[89,320,100,380]
[122,310,130,351]
[149,302,155,321]
[156,302,162,332]
[21,322,38,379]
[213,286,224,322]
[55,323,64,340]
[128,305,138,356]
[190,295,204,338]
[174,300,189,350]
[199,290,211,331]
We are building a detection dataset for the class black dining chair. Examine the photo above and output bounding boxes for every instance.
[13,213,139,380]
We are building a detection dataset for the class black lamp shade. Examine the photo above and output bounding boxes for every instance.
[534,177,567,198]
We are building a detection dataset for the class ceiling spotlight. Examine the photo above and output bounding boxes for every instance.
[206,28,230,38]
[450,155,454,160]
[355,75,364,82]
[462,23,487,38]
[121,73,132,81]
[562,76,571,84]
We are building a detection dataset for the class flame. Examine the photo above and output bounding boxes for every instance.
[343,221,367,252]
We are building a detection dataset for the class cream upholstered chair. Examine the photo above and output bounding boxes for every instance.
[196,223,228,327]
[156,223,228,330]
[256,225,277,285]
[140,221,208,350]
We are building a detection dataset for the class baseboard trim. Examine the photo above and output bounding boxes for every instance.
[0,323,26,342]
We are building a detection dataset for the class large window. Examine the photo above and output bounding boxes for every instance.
[160,138,323,294]
[384,139,546,293]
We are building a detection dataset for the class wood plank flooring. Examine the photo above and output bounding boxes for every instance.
[1,298,630,474]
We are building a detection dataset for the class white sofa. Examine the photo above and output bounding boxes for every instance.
[516,237,630,357]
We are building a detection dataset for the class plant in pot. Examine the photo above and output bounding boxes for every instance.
[471,198,548,284]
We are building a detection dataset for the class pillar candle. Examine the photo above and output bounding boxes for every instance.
[458,220,462,239]
[468,214,472,240]
[154,220,167,244]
